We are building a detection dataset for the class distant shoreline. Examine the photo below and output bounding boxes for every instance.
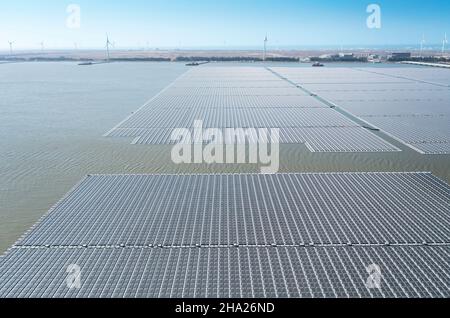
[1,49,449,64]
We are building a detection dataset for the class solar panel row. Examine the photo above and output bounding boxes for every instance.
[115,108,359,129]
[117,127,399,152]
[1,245,448,298]
[270,67,450,154]
[360,116,450,154]
[357,67,450,87]
[123,95,328,109]
[1,172,449,298]
[105,67,398,152]
[15,173,450,247]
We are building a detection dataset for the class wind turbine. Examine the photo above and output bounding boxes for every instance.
[105,35,114,62]
[263,35,268,61]
[442,33,448,54]
[39,41,45,51]
[8,41,14,55]
[420,34,426,57]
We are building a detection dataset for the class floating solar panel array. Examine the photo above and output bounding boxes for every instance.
[0,172,449,298]
[104,67,399,152]
[360,67,450,87]
[270,67,450,154]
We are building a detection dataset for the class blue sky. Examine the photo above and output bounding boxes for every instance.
[1,0,449,49]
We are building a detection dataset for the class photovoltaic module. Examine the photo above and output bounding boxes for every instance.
[1,172,449,298]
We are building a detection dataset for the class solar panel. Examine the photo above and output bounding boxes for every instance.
[164,87,308,96]
[111,108,359,131]
[183,108,359,128]
[300,82,442,92]
[313,90,450,103]
[268,67,450,155]
[15,173,450,247]
[335,100,450,117]
[281,127,401,152]
[172,81,294,88]
[1,172,449,298]
[408,142,450,155]
[104,66,401,153]
[112,127,400,153]
[120,94,328,109]
[358,67,450,86]
[0,245,448,298]
[358,116,450,154]
[114,108,190,129]
[270,67,413,84]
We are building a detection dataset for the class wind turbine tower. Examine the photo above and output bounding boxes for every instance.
[263,35,268,61]
[39,41,45,51]
[442,33,448,54]
[420,34,426,57]
[8,41,14,55]
[105,35,113,62]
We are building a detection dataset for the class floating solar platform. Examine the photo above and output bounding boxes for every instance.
[358,116,450,154]
[105,66,400,153]
[111,108,359,130]
[108,127,400,153]
[299,82,443,92]
[183,108,359,128]
[268,67,450,155]
[1,173,449,298]
[280,127,400,152]
[172,81,294,88]
[310,90,450,104]
[112,108,191,129]
[269,67,413,85]
[12,173,450,246]
[181,76,281,82]
[358,68,450,87]
[141,94,328,109]
[1,245,448,298]
[335,100,450,117]
[164,87,308,96]
[408,142,450,155]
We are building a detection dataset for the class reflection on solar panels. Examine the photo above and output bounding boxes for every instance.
[105,67,398,153]
[270,67,450,154]
[1,173,449,298]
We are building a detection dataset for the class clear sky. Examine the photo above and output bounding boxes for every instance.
[1,0,449,50]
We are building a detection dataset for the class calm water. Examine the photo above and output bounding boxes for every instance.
[0,62,449,253]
